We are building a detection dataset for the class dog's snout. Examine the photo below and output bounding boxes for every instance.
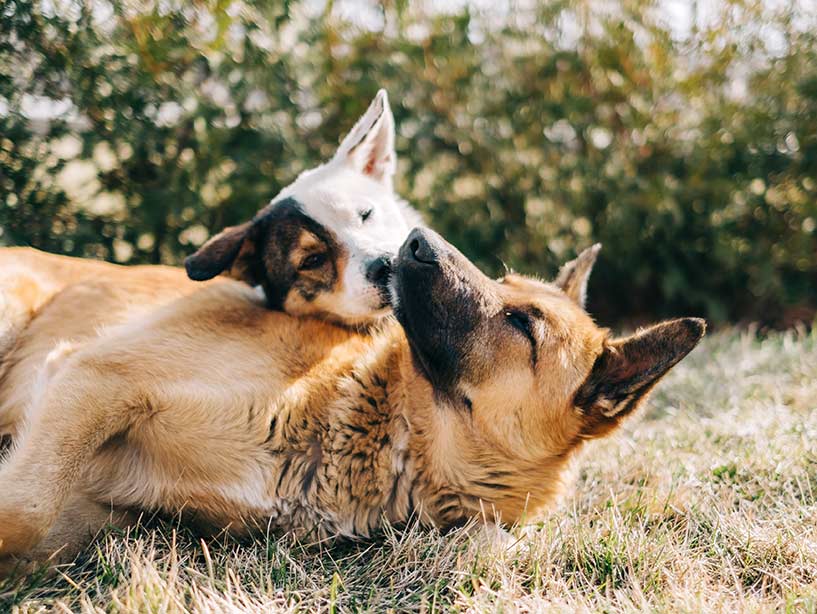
[407,229,437,265]
[365,255,392,287]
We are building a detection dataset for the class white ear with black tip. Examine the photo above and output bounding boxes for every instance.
[333,89,396,189]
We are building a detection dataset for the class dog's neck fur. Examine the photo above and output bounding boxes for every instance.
[253,323,573,539]
[252,327,430,538]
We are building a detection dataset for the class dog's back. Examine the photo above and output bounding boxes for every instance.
[0,247,100,337]
[0,248,109,374]
[0,247,212,438]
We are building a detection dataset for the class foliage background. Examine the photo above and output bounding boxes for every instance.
[1,0,815,326]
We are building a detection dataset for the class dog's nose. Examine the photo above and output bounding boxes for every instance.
[365,255,392,286]
[407,229,438,265]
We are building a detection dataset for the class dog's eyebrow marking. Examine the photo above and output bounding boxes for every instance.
[297,230,322,251]
[527,306,545,320]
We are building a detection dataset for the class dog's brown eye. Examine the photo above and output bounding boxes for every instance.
[300,253,328,270]
[360,208,373,222]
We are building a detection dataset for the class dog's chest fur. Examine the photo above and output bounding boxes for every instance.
[259,363,415,538]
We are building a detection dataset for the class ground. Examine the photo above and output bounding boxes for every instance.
[1,327,816,613]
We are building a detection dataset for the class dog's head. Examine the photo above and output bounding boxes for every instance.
[185,90,420,326]
[393,228,705,522]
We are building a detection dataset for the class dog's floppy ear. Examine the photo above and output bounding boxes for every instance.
[554,243,601,308]
[185,221,257,282]
[334,89,396,188]
[575,318,705,438]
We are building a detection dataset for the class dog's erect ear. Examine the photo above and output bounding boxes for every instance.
[185,221,257,282]
[334,89,396,188]
[575,318,705,438]
[554,243,601,308]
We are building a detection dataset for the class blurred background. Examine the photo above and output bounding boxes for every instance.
[1,0,815,327]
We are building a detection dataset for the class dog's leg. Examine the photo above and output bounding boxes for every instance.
[0,356,145,556]
[0,489,138,578]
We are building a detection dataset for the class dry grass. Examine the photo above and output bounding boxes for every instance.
[2,327,816,613]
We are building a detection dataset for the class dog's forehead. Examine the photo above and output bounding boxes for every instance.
[302,190,360,225]
[500,274,561,302]
[282,163,397,225]
[297,230,323,251]
[254,198,333,258]
[500,274,591,324]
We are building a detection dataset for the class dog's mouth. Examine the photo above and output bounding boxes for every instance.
[364,253,396,309]
[369,301,392,318]
[374,276,393,309]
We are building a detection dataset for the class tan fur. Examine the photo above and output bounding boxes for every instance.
[0,241,703,572]
[0,247,104,367]
[0,248,216,439]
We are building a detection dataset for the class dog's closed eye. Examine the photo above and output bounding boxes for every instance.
[505,310,531,335]
[360,208,373,223]
[506,309,537,345]
[505,309,539,367]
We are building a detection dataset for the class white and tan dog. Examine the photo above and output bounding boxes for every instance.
[184,88,421,325]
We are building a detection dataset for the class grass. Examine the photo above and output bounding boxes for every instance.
[2,327,817,612]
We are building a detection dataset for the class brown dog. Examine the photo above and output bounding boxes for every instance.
[0,229,704,573]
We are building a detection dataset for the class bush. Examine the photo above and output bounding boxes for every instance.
[1,0,815,326]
